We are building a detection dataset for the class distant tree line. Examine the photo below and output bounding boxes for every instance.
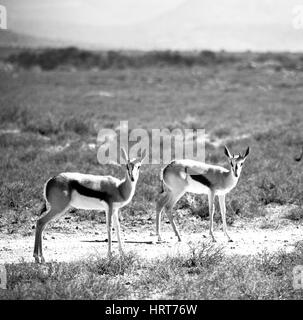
[5,47,303,71]
[6,47,238,70]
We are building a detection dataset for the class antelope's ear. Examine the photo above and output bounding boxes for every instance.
[140,148,147,163]
[243,147,250,159]
[224,145,232,158]
[121,147,129,163]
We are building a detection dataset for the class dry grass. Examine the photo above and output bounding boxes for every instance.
[1,242,303,299]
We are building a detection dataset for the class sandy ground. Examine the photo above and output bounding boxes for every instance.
[0,218,302,264]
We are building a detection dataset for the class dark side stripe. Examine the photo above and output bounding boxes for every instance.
[69,180,110,203]
[185,167,212,188]
[189,174,212,188]
[190,174,211,188]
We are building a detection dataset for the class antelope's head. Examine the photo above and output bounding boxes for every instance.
[121,148,146,182]
[224,145,249,178]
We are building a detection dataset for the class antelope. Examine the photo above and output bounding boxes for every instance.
[156,145,249,243]
[33,148,146,263]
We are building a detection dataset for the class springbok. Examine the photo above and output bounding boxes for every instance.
[156,145,249,243]
[33,148,146,263]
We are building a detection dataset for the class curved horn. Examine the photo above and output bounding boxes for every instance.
[121,147,129,163]
[140,148,147,163]
[224,145,233,158]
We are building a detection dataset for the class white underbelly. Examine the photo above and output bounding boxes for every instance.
[215,188,232,196]
[216,190,226,196]
[186,179,210,195]
[70,191,108,211]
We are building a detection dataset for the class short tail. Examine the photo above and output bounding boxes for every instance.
[159,167,165,194]
[38,201,47,216]
[159,163,173,194]
[160,180,165,194]
[295,146,303,162]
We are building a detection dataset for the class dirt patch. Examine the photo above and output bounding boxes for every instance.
[1,220,302,264]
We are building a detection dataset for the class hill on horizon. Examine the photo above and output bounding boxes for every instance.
[1,0,303,52]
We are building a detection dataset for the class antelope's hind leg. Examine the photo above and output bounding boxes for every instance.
[162,189,185,242]
[155,191,170,242]
[33,177,71,263]
[33,204,70,263]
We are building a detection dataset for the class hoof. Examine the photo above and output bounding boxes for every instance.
[34,254,44,263]
[210,232,216,242]
[156,239,165,244]
[228,239,233,243]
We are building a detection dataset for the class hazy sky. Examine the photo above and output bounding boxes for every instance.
[3,0,186,26]
[2,0,303,51]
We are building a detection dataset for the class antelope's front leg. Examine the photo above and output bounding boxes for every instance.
[208,191,216,242]
[106,204,113,258]
[113,209,124,255]
[218,194,233,242]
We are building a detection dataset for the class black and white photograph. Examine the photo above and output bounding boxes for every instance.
[1,0,303,304]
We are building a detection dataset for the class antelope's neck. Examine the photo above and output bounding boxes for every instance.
[118,173,137,202]
[225,169,239,190]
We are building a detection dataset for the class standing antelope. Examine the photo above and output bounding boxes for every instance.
[156,145,249,243]
[33,148,146,263]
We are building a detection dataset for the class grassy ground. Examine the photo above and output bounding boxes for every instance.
[1,241,303,300]
[1,55,303,299]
